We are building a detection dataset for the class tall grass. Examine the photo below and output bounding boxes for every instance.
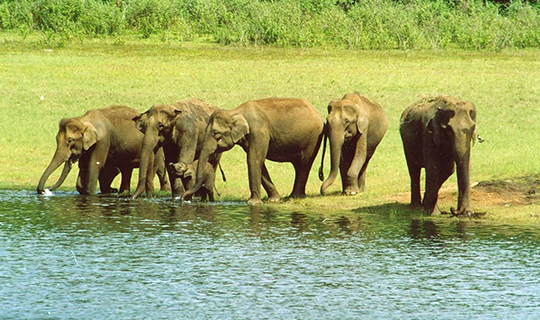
[1,0,539,50]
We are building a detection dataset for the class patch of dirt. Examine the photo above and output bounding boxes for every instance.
[388,175,540,209]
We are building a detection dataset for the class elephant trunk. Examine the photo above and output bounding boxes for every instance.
[320,129,343,195]
[49,161,73,191]
[182,136,217,200]
[37,148,70,194]
[453,134,473,214]
[318,126,328,181]
[131,128,159,199]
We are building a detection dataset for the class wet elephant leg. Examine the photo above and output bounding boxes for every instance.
[261,163,280,202]
[119,167,134,195]
[99,164,120,194]
[423,160,454,215]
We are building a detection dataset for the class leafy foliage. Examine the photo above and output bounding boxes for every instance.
[1,0,540,50]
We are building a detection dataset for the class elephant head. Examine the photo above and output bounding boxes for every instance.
[320,96,368,195]
[170,162,194,179]
[182,110,248,199]
[131,104,183,199]
[37,118,99,194]
[427,97,477,214]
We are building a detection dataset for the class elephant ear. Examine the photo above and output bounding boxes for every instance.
[356,115,368,135]
[133,111,148,133]
[427,106,455,145]
[230,114,249,143]
[82,122,99,150]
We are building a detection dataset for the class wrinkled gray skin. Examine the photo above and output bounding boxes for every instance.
[400,95,477,216]
[170,160,215,201]
[131,99,219,199]
[182,97,324,205]
[319,92,388,195]
[37,105,169,195]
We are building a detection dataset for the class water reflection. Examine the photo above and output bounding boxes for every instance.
[1,191,540,319]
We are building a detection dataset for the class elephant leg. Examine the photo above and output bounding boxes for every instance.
[99,164,120,194]
[246,141,268,205]
[119,167,134,196]
[407,164,422,208]
[357,153,374,193]
[261,163,280,202]
[86,141,110,195]
[423,160,454,215]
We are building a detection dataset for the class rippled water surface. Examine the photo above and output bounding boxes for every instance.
[1,190,540,319]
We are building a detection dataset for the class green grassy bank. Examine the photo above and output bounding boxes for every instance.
[1,34,539,221]
[1,0,540,50]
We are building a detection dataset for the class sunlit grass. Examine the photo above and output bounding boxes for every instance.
[1,35,539,220]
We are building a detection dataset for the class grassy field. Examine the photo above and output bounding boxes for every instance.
[1,34,539,221]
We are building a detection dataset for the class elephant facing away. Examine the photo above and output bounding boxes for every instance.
[131,99,219,199]
[399,95,477,215]
[319,92,388,195]
[170,160,215,202]
[182,97,324,205]
[37,105,169,195]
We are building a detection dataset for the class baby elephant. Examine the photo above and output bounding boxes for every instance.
[400,95,477,216]
[170,160,215,201]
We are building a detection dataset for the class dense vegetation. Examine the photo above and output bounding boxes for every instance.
[1,0,539,50]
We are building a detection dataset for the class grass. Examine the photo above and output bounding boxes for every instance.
[1,33,539,222]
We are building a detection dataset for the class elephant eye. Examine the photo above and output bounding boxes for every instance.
[67,138,73,144]
[158,123,165,130]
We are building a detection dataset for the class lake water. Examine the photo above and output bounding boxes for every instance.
[1,190,540,319]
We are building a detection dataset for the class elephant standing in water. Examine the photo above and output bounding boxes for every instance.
[319,92,388,195]
[400,95,477,215]
[131,99,219,199]
[37,105,169,195]
[182,97,324,205]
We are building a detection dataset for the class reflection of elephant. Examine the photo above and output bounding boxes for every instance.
[319,92,388,195]
[400,95,477,215]
[37,105,169,195]
[170,160,215,201]
[131,99,219,199]
[182,97,324,205]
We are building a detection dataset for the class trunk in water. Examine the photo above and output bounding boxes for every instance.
[131,128,160,199]
[49,161,73,191]
[37,149,70,194]
[182,136,217,200]
[320,130,344,195]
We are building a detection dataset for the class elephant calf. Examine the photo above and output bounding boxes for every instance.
[170,160,215,202]
[400,95,477,215]
[319,92,388,195]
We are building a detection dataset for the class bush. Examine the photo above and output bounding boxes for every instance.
[1,0,539,50]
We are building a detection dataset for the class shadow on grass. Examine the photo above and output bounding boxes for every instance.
[352,201,419,215]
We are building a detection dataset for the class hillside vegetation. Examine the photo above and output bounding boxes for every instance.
[1,0,540,50]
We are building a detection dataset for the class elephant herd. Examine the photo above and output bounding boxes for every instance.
[37,93,477,216]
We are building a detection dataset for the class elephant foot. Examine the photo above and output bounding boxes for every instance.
[268,196,281,203]
[424,206,441,216]
[289,192,305,199]
[343,186,360,196]
[247,197,262,206]
[450,207,474,217]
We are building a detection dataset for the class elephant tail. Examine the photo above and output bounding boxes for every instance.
[318,123,328,181]
[218,162,226,182]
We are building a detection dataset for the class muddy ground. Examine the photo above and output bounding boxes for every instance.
[387,175,540,210]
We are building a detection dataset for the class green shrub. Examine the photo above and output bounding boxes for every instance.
[1,0,539,50]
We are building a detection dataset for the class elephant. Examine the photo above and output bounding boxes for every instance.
[170,160,215,201]
[399,95,477,215]
[181,97,324,205]
[319,92,388,195]
[130,98,220,199]
[37,105,169,195]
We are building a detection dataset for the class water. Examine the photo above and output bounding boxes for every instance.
[1,190,540,319]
